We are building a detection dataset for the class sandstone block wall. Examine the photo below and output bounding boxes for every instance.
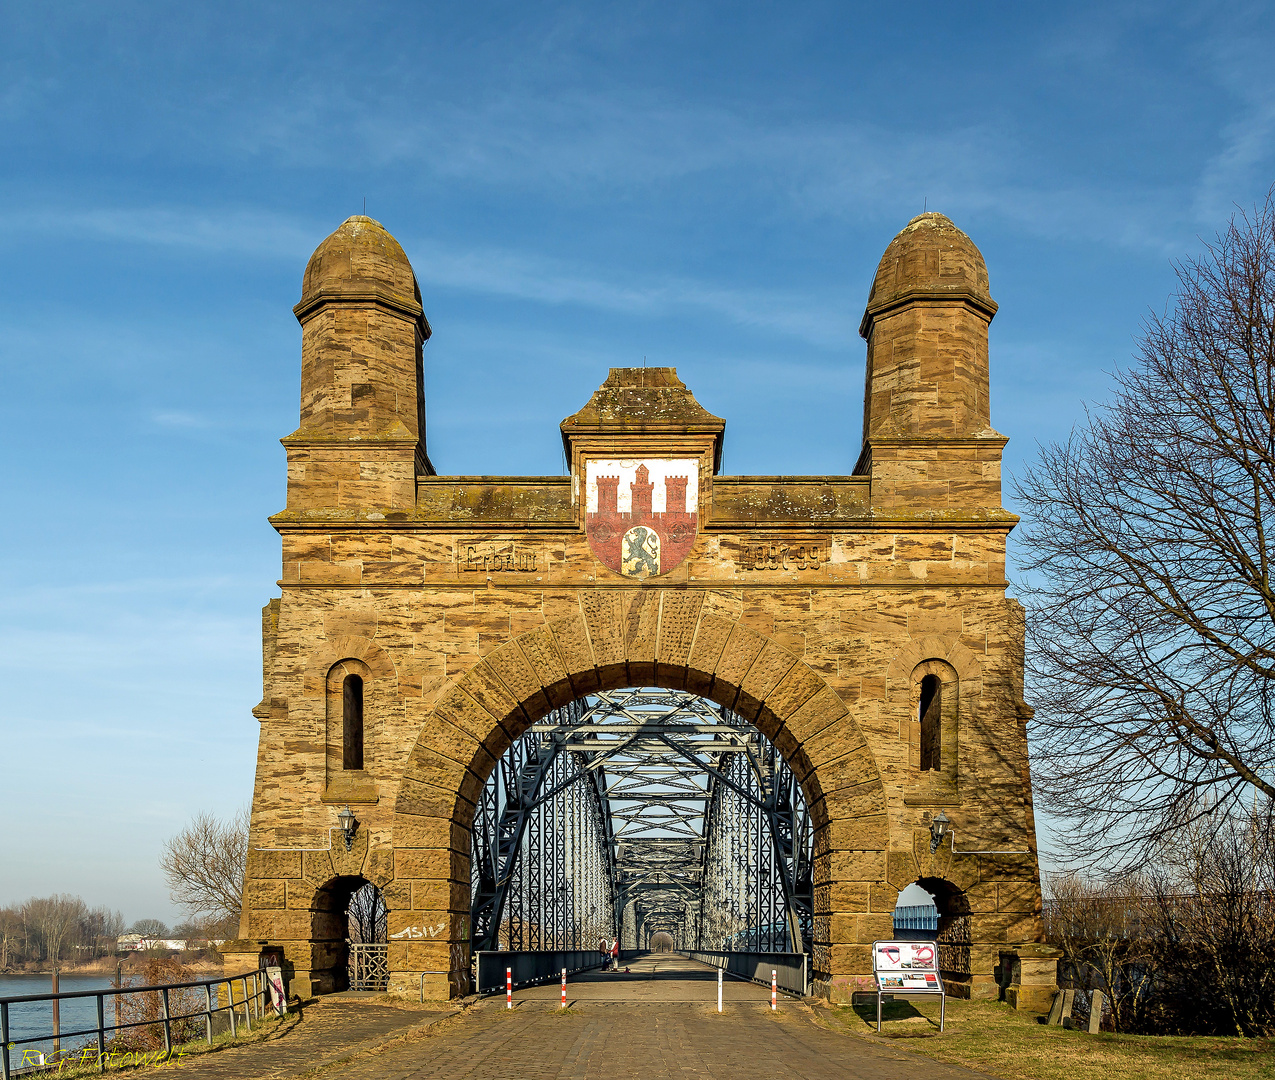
[226,212,1048,1006]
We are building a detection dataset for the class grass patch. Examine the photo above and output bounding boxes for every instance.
[816,997,1275,1080]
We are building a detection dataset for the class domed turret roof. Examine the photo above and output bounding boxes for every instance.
[860,212,995,337]
[296,215,425,325]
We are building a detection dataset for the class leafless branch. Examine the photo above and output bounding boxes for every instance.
[159,807,249,923]
[1015,186,1275,870]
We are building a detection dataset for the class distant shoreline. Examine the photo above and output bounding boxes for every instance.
[2,956,225,978]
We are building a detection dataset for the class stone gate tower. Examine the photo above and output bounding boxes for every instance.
[224,212,1054,1008]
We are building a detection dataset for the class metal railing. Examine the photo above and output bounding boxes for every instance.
[0,970,271,1079]
[474,950,607,995]
[349,944,389,991]
[683,950,809,997]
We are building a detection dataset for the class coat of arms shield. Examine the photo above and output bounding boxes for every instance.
[585,458,698,578]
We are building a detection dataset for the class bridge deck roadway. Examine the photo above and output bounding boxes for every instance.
[511,952,781,1004]
[127,953,991,1080]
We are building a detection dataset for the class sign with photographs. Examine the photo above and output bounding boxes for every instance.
[872,940,943,993]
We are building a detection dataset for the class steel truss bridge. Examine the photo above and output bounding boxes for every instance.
[470,688,814,958]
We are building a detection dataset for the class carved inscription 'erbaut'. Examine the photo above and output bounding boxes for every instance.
[462,545,537,572]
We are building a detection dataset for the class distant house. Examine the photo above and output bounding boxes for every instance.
[116,935,189,952]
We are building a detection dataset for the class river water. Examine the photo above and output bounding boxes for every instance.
[0,974,126,1062]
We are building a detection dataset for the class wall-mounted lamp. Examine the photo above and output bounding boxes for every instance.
[337,805,358,852]
[929,811,950,854]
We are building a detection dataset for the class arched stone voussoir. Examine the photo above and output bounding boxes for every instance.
[686,612,735,694]
[886,632,982,685]
[454,658,523,734]
[433,683,517,761]
[736,639,802,721]
[393,810,470,850]
[943,639,983,683]
[886,640,927,682]
[709,623,769,705]
[396,776,466,821]
[578,590,626,676]
[782,685,859,754]
[761,663,825,727]
[654,590,705,672]
[618,589,661,684]
[544,613,600,697]
[508,626,574,708]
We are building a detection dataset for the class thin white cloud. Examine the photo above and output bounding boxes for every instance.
[151,409,214,429]
[207,80,1236,254]
[1192,34,1275,225]
[7,204,855,347]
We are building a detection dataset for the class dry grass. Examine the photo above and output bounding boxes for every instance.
[22,1011,295,1077]
[815,997,1275,1080]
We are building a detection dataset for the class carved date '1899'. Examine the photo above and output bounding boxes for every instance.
[463,545,537,572]
[741,541,826,571]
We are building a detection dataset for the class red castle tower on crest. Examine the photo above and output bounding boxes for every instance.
[585,463,697,577]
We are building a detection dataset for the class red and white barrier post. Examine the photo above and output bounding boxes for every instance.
[717,967,723,1013]
[771,970,777,1010]
[561,967,567,1007]
[506,967,512,1009]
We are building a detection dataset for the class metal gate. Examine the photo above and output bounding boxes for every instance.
[349,943,389,991]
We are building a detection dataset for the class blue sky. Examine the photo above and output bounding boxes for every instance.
[2,1,1274,922]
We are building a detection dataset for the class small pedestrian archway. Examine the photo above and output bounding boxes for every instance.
[307,876,388,994]
[649,932,676,954]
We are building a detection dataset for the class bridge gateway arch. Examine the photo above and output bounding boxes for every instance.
[224,211,1052,1007]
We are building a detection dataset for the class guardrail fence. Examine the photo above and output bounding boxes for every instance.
[683,950,809,997]
[474,950,607,995]
[0,970,271,1079]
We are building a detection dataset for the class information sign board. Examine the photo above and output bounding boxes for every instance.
[873,941,941,991]
[871,940,945,1032]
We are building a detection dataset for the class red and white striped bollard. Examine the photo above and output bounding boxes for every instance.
[506,966,512,1009]
[771,970,777,1010]
[561,967,567,1008]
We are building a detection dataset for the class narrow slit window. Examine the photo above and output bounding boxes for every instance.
[343,674,364,770]
[919,674,941,771]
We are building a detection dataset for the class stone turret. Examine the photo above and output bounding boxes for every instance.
[284,216,433,510]
[857,213,1004,509]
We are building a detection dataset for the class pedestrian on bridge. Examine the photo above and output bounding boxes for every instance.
[610,938,619,971]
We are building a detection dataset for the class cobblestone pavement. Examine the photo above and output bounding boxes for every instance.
[511,953,784,1004]
[130,959,988,1080]
[326,1000,990,1080]
[156,997,452,1079]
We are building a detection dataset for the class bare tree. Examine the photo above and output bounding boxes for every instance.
[0,906,22,969]
[159,808,249,924]
[83,906,125,957]
[1015,187,1275,870]
[22,895,88,967]
[1044,873,1155,1032]
[1144,800,1275,1036]
[348,883,387,944]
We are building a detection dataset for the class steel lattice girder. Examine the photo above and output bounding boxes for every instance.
[470,688,813,956]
